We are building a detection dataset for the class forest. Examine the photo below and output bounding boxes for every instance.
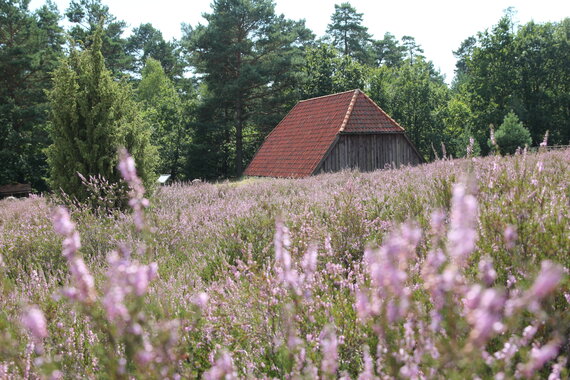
[1,0,569,191]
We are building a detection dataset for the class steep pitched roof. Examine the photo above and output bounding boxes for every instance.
[244,89,405,178]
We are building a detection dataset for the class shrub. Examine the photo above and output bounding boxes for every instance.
[46,28,158,204]
[491,111,532,154]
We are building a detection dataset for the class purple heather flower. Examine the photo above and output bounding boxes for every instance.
[464,286,505,347]
[301,244,318,275]
[192,292,209,309]
[118,151,137,183]
[103,285,129,322]
[274,220,299,291]
[320,326,338,377]
[358,346,375,380]
[62,231,81,259]
[548,357,566,380]
[21,306,48,340]
[203,351,238,380]
[68,257,96,303]
[504,225,517,250]
[527,261,564,301]
[129,262,158,296]
[52,207,75,236]
[447,183,478,267]
[520,339,561,378]
[118,148,148,232]
[478,256,497,286]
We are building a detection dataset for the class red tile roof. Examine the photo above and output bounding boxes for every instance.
[244,89,405,178]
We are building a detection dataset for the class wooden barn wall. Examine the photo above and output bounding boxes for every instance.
[317,134,421,174]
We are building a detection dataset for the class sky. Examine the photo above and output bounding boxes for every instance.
[30,0,570,84]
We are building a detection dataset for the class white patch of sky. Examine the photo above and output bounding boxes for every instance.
[30,0,570,84]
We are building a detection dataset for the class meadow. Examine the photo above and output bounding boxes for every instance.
[0,148,569,379]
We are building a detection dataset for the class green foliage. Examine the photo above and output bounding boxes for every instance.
[301,43,367,99]
[126,23,183,80]
[65,0,132,76]
[0,0,64,191]
[491,111,532,154]
[325,2,372,64]
[46,29,158,203]
[368,59,450,160]
[183,0,313,178]
[370,32,406,67]
[457,14,570,149]
[138,58,191,180]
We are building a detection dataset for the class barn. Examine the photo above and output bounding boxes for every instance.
[244,89,423,178]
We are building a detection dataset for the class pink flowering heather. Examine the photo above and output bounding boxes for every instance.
[1,147,568,378]
[118,148,149,232]
[319,326,339,377]
[464,285,506,347]
[21,306,48,341]
[273,219,299,292]
[103,250,158,324]
[478,256,497,286]
[203,352,238,380]
[361,224,421,322]
[447,183,478,267]
[52,206,95,303]
[527,261,565,302]
[519,339,561,378]
[503,225,517,250]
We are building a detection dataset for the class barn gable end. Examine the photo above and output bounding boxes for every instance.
[244,89,422,178]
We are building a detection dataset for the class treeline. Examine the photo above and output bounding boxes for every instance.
[1,0,569,190]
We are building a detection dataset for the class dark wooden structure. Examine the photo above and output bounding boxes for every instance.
[0,183,32,198]
[245,89,422,178]
[317,134,421,173]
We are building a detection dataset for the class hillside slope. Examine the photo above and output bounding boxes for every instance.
[1,149,569,378]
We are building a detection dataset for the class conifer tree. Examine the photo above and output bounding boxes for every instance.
[0,0,64,190]
[184,0,312,177]
[47,28,157,201]
[326,2,371,64]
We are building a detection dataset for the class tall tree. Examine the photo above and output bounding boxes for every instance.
[458,14,570,148]
[47,29,157,201]
[126,23,182,80]
[369,59,450,159]
[138,58,190,179]
[371,32,406,67]
[302,43,366,99]
[0,0,64,190]
[401,35,424,64]
[65,0,132,76]
[326,2,371,64]
[184,0,312,177]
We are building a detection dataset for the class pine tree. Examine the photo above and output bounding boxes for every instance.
[65,0,132,76]
[47,29,157,201]
[0,0,64,191]
[184,0,312,177]
[326,2,371,64]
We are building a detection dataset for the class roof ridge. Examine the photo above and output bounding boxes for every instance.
[298,89,358,103]
[338,89,359,133]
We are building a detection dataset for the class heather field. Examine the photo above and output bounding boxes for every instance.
[1,149,569,379]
